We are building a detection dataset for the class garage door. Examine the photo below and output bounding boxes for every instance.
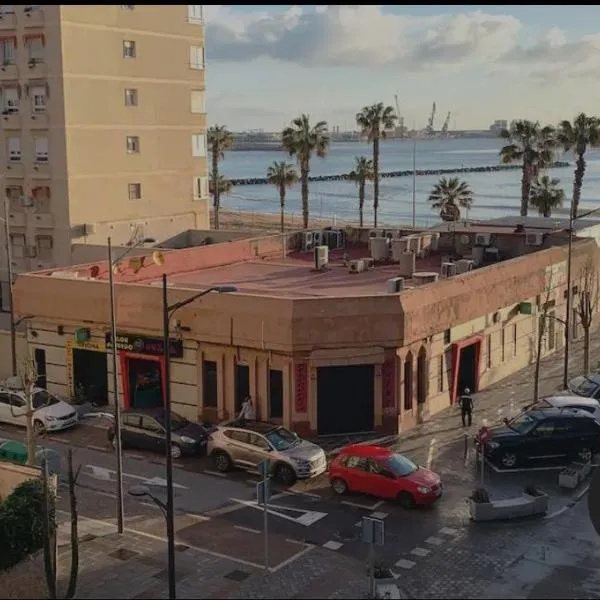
[317,365,375,435]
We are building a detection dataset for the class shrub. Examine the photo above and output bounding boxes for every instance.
[470,487,490,504]
[0,479,54,572]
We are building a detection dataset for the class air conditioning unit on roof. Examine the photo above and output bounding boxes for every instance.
[526,232,544,246]
[313,230,323,246]
[302,231,314,252]
[475,233,491,246]
[348,259,365,273]
[314,245,329,270]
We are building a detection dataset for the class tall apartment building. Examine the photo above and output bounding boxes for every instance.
[0,4,209,306]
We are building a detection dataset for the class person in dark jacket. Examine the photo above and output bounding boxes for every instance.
[458,387,474,427]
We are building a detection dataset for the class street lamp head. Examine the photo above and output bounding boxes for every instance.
[128,485,150,498]
[215,285,238,293]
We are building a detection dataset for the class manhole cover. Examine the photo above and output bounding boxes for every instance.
[224,569,250,582]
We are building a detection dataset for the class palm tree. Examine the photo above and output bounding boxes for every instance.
[499,120,556,217]
[529,175,564,217]
[348,156,374,227]
[356,103,397,227]
[428,177,473,222]
[208,175,232,198]
[207,125,234,230]
[557,113,600,219]
[266,161,298,233]
[282,114,329,229]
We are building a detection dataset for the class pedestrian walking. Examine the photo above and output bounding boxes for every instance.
[237,395,255,425]
[458,387,474,427]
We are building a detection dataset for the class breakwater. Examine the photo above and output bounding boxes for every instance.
[230,161,570,186]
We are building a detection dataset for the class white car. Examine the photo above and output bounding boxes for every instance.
[0,383,78,434]
[526,395,600,420]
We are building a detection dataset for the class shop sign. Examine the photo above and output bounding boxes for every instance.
[105,332,183,358]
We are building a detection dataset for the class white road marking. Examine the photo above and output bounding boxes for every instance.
[83,465,188,489]
[202,470,227,478]
[205,491,289,517]
[410,547,430,557]
[369,511,389,519]
[246,478,260,485]
[234,525,261,534]
[395,559,416,569]
[285,538,305,545]
[229,498,327,526]
[127,454,145,461]
[341,499,384,511]
[88,445,109,453]
[269,544,314,573]
[283,489,323,500]
[439,527,459,536]
[426,438,437,469]
[140,501,156,509]
[96,490,116,499]
[425,536,444,546]
[323,540,343,550]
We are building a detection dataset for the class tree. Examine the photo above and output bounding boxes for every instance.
[557,113,600,219]
[529,175,565,217]
[533,272,554,402]
[356,103,397,227]
[427,177,473,222]
[266,161,298,233]
[282,114,329,229]
[576,258,599,374]
[499,120,556,217]
[207,125,234,230]
[208,175,232,198]
[348,156,374,228]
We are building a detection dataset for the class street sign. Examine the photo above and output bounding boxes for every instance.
[362,516,385,546]
[258,460,270,478]
[257,480,271,506]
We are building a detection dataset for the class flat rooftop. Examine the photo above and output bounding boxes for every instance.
[149,249,444,298]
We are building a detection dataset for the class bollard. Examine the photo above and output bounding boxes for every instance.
[463,433,469,462]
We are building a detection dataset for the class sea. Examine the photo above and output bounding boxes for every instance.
[218,136,600,227]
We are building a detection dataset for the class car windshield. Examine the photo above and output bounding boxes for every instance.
[32,390,60,410]
[506,412,538,434]
[531,398,552,410]
[265,427,298,451]
[573,377,599,398]
[386,453,418,477]
[154,412,188,431]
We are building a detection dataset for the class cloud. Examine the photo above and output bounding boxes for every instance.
[205,5,522,70]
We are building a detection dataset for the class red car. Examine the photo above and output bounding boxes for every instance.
[328,444,443,508]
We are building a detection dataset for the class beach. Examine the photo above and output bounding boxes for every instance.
[216,209,352,232]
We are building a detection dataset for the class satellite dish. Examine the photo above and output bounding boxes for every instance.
[588,468,600,536]
[112,262,122,275]
[129,256,145,274]
[89,265,100,278]
[152,250,165,266]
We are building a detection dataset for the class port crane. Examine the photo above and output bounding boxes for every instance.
[394,94,405,137]
[425,102,436,135]
[441,111,451,136]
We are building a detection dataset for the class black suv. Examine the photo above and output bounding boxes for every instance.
[476,407,600,469]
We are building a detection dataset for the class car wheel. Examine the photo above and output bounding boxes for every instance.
[275,463,297,486]
[33,420,45,436]
[171,444,182,459]
[500,451,518,469]
[397,491,416,509]
[577,447,593,463]
[330,477,348,495]
[212,450,232,472]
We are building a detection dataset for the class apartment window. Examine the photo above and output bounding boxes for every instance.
[30,85,46,112]
[128,183,141,200]
[189,45,204,69]
[188,5,203,23]
[124,88,138,106]
[193,176,208,199]
[0,6,15,14]
[438,355,444,393]
[192,133,206,157]
[26,35,44,64]
[123,40,136,58]
[1,37,15,65]
[36,235,53,259]
[190,90,205,114]
[10,233,25,258]
[6,185,22,210]
[3,87,18,113]
[512,323,517,357]
[501,327,505,362]
[7,136,20,162]
[34,137,48,163]
[202,360,217,408]
[486,334,492,369]
[126,136,140,154]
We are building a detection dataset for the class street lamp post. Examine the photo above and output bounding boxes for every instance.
[108,235,155,534]
[2,196,16,375]
[162,275,237,599]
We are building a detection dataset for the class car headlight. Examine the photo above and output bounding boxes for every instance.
[45,416,57,421]
[179,436,196,444]
[292,457,310,466]
[417,486,431,494]
[487,441,500,450]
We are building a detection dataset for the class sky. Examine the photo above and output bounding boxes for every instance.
[204,5,600,132]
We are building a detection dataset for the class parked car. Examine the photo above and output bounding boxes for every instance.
[328,444,443,508]
[524,396,600,419]
[0,381,78,434]
[207,420,327,485]
[107,408,211,458]
[475,407,600,469]
[565,373,600,400]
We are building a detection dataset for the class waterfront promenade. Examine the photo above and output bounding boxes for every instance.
[230,161,570,186]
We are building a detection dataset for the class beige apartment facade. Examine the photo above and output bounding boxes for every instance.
[0,4,209,309]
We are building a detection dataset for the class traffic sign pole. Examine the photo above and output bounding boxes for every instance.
[479,426,489,486]
[258,460,270,571]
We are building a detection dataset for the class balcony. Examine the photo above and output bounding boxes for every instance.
[10,257,30,273]
[26,110,48,129]
[26,58,46,77]
[0,110,20,129]
[7,211,26,227]
[5,161,24,177]
[31,161,51,179]
[0,12,17,30]
[32,212,53,228]
[0,61,18,79]
[22,6,44,27]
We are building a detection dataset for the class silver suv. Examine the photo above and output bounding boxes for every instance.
[207,421,327,485]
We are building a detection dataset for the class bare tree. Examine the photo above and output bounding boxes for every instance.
[533,272,555,402]
[576,258,599,374]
